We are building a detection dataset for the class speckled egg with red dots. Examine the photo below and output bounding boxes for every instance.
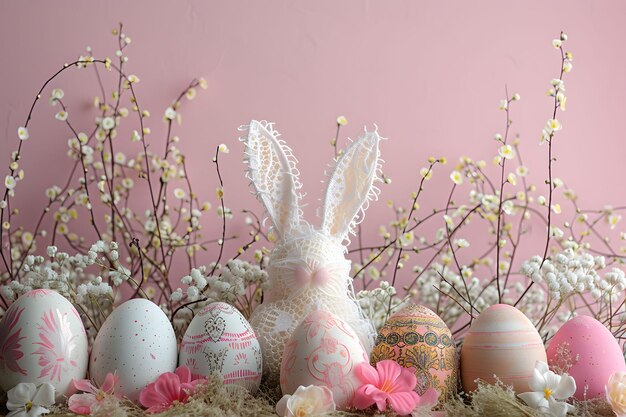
[89,298,177,402]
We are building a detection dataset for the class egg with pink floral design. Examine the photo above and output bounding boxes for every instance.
[89,298,177,402]
[0,289,89,399]
[280,309,368,410]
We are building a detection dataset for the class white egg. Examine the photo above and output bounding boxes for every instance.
[179,302,262,393]
[0,289,88,399]
[280,309,368,410]
[89,298,177,402]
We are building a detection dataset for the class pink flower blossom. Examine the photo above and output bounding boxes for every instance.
[353,360,437,416]
[68,372,119,415]
[139,366,205,414]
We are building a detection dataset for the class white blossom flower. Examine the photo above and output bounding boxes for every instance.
[552,39,562,49]
[498,145,515,160]
[546,119,562,133]
[101,117,115,130]
[606,372,626,417]
[55,110,68,121]
[450,170,463,185]
[419,167,433,180]
[518,361,575,417]
[218,143,230,154]
[173,188,186,199]
[17,127,29,141]
[336,116,348,126]
[276,385,336,417]
[499,99,508,110]
[164,107,177,120]
[5,176,17,190]
[6,382,55,417]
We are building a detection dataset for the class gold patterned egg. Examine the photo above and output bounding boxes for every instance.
[371,304,458,402]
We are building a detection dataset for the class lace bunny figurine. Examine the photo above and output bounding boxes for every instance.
[239,120,382,384]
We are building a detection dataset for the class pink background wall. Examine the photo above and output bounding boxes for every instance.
[1,1,625,289]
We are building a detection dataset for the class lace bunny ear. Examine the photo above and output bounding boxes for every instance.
[321,126,383,244]
[239,120,303,238]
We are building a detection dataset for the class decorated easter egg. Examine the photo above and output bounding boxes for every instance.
[280,309,368,409]
[179,302,262,393]
[0,289,88,399]
[547,315,626,399]
[371,304,458,402]
[89,298,177,402]
[461,304,546,393]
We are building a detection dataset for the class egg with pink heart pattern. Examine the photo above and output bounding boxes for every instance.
[0,289,88,399]
[280,309,368,410]
[179,302,262,394]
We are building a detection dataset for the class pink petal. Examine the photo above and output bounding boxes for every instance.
[375,360,403,387]
[175,366,192,384]
[388,367,418,393]
[68,393,96,414]
[154,372,182,402]
[139,382,169,409]
[276,395,290,416]
[388,391,420,415]
[353,384,389,411]
[73,379,97,394]
[101,372,118,393]
[353,385,376,409]
[355,362,380,386]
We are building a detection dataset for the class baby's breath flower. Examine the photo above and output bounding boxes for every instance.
[198,78,208,89]
[186,88,197,100]
[336,115,348,126]
[17,126,29,141]
[127,74,140,83]
[552,39,562,49]
[218,143,230,153]
[499,99,508,111]
[131,130,141,142]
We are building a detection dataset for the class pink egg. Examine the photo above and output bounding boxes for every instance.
[547,315,626,400]
[461,304,546,393]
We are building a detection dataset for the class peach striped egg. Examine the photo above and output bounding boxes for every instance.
[461,304,546,393]
[179,302,262,393]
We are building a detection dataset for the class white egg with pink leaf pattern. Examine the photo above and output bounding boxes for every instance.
[0,289,88,400]
[280,309,368,410]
